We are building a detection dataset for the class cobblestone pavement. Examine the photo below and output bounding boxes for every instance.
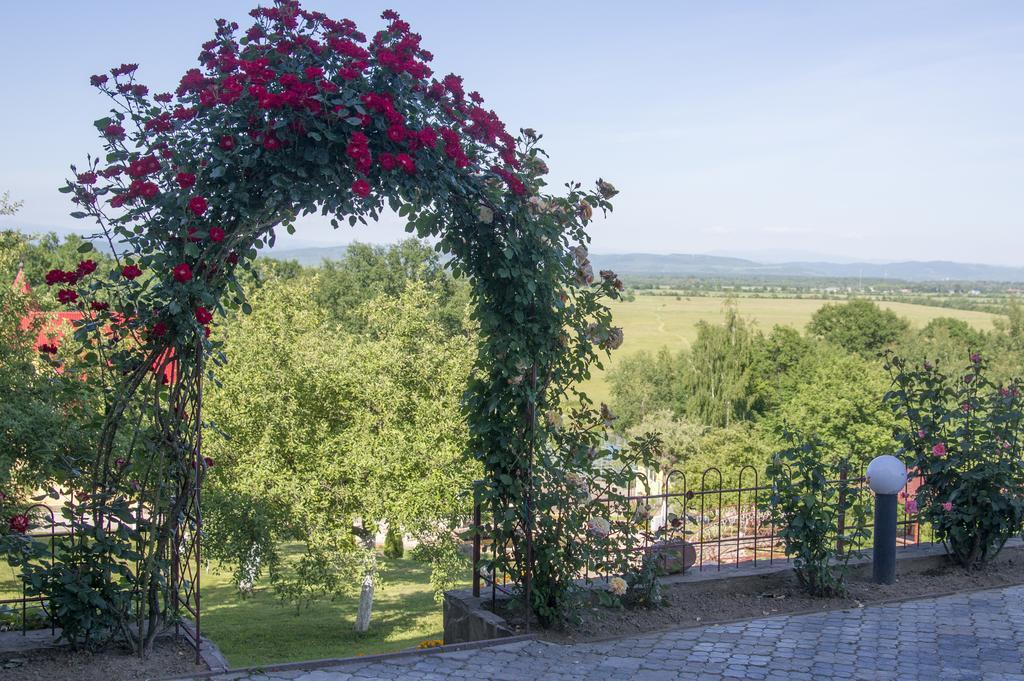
[204,585,1024,681]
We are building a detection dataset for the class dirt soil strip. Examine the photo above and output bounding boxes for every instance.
[0,636,208,681]
[540,556,1024,645]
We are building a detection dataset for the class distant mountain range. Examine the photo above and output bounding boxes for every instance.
[264,245,1024,283]
[585,254,1024,283]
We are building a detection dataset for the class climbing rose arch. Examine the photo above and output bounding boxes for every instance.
[44,0,647,652]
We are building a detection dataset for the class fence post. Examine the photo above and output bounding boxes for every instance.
[472,494,481,598]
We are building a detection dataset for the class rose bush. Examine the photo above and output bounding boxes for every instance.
[14,0,646,650]
[885,353,1024,568]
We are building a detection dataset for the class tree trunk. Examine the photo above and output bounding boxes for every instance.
[354,573,374,633]
[354,522,376,633]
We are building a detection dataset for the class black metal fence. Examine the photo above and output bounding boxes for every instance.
[0,503,62,635]
[472,464,933,598]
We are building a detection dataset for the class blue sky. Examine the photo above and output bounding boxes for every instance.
[1,1,1022,264]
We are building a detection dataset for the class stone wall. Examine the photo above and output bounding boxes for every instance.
[442,589,518,645]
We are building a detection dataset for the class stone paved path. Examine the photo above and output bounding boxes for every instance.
[204,585,1024,680]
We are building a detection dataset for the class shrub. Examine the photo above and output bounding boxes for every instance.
[764,433,868,596]
[884,353,1024,568]
[383,526,404,559]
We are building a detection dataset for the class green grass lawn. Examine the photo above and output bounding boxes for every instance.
[580,294,1001,405]
[0,549,460,668]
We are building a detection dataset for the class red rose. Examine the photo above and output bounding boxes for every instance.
[396,153,416,174]
[90,301,110,311]
[122,264,143,280]
[139,182,159,199]
[151,321,168,337]
[227,252,239,265]
[8,514,29,534]
[176,172,196,189]
[263,135,281,151]
[352,179,370,197]
[218,135,236,150]
[195,306,213,324]
[188,196,208,216]
[38,343,58,355]
[204,456,215,468]
[45,269,66,286]
[209,226,225,242]
[379,153,396,170]
[387,123,406,142]
[104,123,126,139]
[75,260,97,277]
[110,194,126,208]
[418,127,438,148]
[57,289,78,304]
[172,263,193,283]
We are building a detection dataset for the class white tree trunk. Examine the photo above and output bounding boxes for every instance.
[354,524,376,633]
[238,545,261,595]
[355,573,374,633]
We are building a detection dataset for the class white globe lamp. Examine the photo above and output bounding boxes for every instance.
[866,455,907,495]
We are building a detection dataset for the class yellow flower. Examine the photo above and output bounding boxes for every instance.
[579,201,593,221]
[609,576,627,596]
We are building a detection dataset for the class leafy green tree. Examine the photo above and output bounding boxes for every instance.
[764,344,894,465]
[897,316,995,377]
[986,301,1024,381]
[314,239,468,335]
[608,347,688,428]
[683,303,763,427]
[806,299,910,357]
[749,324,815,411]
[202,277,479,616]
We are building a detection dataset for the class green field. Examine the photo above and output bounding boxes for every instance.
[0,549,458,667]
[582,294,1002,405]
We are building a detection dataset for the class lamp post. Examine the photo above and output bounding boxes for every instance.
[865,455,908,585]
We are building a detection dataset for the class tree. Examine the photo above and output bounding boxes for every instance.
[749,324,815,412]
[683,302,763,427]
[607,347,688,428]
[202,277,479,626]
[314,239,468,335]
[764,344,894,465]
[806,299,909,357]
[897,316,994,377]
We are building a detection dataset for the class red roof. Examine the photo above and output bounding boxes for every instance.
[13,270,178,383]
[13,269,84,350]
